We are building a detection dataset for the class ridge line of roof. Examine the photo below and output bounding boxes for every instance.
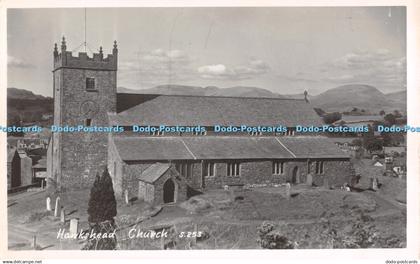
[116,93,308,102]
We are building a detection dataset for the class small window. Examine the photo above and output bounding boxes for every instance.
[202,162,215,177]
[85,118,92,126]
[272,161,284,175]
[315,161,324,174]
[249,131,262,136]
[193,130,207,136]
[86,77,95,90]
[150,130,164,136]
[227,162,240,177]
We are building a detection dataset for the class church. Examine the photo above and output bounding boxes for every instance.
[46,38,354,205]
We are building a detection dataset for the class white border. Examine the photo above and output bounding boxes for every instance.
[0,0,418,263]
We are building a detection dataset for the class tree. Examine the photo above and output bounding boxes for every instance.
[323,112,342,124]
[351,139,362,147]
[84,168,118,250]
[257,222,294,249]
[87,173,101,223]
[393,110,402,118]
[379,110,385,116]
[87,168,117,223]
[384,114,396,125]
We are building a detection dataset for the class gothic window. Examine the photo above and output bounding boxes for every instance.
[227,162,240,177]
[86,77,95,90]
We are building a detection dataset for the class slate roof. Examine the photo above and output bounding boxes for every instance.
[110,94,323,127]
[137,162,171,183]
[279,137,350,158]
[113,137,195,160]
[113,136,349,161]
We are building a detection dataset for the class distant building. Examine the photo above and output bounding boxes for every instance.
[7,148,33,190]
[32,158,47,188]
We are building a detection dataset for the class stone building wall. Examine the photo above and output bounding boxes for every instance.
[123,158,354,205]
[108,136,124,196]
[50,42,117,191]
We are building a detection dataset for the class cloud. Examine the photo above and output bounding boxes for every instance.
[8,55,35,69]
[287,49,406,92]
[198,59,270,80]
[118,49,195,87]
[322,49,406,87]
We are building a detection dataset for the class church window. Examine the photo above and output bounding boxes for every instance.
[315,161,324,174]
[202,162,215,177]
[85,118,92,126]
[175,162,193,179]
[227,162,240,176]
[272,161,284,175]
[86,77,95,90]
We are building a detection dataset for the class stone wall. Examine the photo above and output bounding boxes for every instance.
[151,168,188,205]
[122,162,153,198]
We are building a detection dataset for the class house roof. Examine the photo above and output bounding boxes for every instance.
[383,147,406,154]
[137,162,171,183]
[113,136,349,161]
[32,158,47,169]
[110,94,323,127]
[7,147,16,162]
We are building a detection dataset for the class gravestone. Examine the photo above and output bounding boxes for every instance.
[32,235,37,249]
[371,178,379,191]
[60,208,66,223]
[124,189,129,205]
[54,197,61,217]
[285,183,291,199]
[46,197,51,211]
[69,218,79,236]
[306,173,313,186]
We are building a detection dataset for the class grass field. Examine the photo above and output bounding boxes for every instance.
[8,178,406,250]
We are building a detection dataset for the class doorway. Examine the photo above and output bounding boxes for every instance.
[163,178,176,203]
[291,166,299,184]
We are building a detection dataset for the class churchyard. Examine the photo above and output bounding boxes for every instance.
[8,170,406,250]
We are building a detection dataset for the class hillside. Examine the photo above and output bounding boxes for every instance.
[118,85,284,98]
[385,90,406,111]
[311,84,406,113]
[7,88,53,126]
[8,87,48,100]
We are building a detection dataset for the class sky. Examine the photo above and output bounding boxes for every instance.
[7,7,406,97]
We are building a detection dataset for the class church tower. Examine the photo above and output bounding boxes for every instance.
[48,37,117,190]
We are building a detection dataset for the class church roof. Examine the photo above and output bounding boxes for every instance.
[113,136,349,161]
[111,94,323,127]
[137,162,171,183]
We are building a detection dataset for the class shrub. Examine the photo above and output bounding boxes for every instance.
[257,222,294,249]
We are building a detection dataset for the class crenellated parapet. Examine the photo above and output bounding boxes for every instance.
[53,36,118,71]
